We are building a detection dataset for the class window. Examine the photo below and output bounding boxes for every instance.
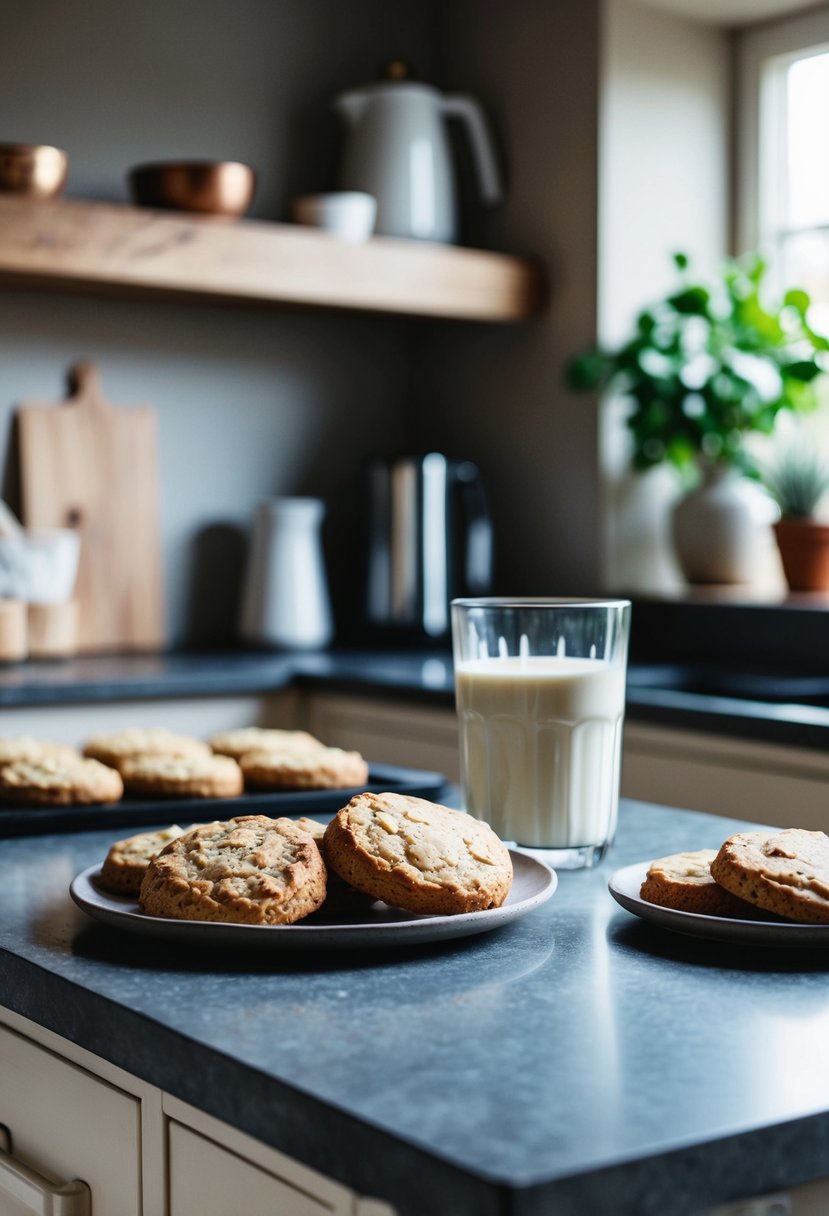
[758,42,829,333]
[738,8,829,332]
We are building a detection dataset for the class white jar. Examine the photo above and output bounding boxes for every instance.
[239,498,333,649]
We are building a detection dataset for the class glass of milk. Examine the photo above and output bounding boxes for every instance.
[451,598,631,869]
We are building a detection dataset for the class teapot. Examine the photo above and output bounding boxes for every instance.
[333,62,503,244]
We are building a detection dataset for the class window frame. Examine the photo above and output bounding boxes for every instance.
[736,6,829,259]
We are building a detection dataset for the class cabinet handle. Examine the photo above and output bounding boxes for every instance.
[0,1124,91,1215]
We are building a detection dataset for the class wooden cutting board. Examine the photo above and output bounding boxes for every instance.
[17,361,165,652]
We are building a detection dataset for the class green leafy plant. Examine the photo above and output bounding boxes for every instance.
[566,252,829,480]
[762,443,829,519]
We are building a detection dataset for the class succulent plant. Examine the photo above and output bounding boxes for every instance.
[762,443,829,519]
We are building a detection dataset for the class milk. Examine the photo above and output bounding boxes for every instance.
[455,656,626,849]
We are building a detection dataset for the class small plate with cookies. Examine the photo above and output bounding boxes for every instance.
[70,793,558,950]
[609,828,829,947]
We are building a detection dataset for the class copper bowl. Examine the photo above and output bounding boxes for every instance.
[128,160,256,217]
[0,144,68,198]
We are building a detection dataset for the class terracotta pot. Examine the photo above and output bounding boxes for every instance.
[773,518,829,592]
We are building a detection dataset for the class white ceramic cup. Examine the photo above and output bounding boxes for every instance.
[451,598,631,870]
[291,191,377,243]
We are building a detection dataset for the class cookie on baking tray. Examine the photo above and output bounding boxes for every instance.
[100,824,187,895]
[323,792,513,916]
[0,737,81,766]
[639,849,754,918]
[119,754,244,799]
[710,828,829,924]
[209,727,321,761]
[240,746,369,791]
[0,756,124,806]
[83,728,211,772]
[139,815,327,925]
[294,816,375,914]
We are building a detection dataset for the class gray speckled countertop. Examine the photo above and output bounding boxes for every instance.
[2,800,829,1216]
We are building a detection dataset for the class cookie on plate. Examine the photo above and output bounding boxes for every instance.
[100,824,187,895]
[710,828,829,924]
[640,849,755,918]
[323,792,513,916]
[139,815,327,925]
[0,757,124,806]
[240,746,369,791]
[119,754,244,799]
[83,728,211,772]
[209,727,321,761]
[0,737,81,766]
[295,816,375,914]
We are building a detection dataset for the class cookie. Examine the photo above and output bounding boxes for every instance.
[0,737,81,766]
[100,825,187,895]
[240,746,369,791]
[139,815,327,925]
[710,829,829,924]
[295,816,375,914]
[0,756,123,806]
[119,754,244,799]
[640,849,755,918]
[209,727,321,761]
[323,792,513,916]
[83,728,211,772]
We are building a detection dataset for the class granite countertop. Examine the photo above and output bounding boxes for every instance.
[2,646,829,751]
[2,800,829,1216]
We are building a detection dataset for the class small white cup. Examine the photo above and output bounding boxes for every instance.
[291,191,377,243]
[0,528,80,604]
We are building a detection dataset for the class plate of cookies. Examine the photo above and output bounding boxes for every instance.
[609,828,829,946]
[0,727,448,837]
[69,793,558,950]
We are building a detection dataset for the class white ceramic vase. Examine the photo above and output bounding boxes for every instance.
[671,464,761,585]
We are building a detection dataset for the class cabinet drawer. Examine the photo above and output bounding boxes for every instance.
[0,1024,141,1216]
[168,1121,333,1216]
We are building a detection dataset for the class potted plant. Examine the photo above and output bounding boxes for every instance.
[566,252,829,583]
[763,441,829,592]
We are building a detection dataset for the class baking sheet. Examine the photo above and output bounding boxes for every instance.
[0,763,449,837]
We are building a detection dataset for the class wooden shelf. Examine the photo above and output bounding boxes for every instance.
[0,195,542,322]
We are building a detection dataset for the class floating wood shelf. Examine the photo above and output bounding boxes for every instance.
[0,196,543,322]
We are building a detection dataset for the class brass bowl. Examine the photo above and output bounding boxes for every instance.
[128,160,256,217]
[0,144,68,198]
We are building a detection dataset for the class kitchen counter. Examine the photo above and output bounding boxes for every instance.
[2,800,829,1216]
[2,646,829,751]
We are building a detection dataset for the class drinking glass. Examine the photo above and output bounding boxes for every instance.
[451,598,631,869]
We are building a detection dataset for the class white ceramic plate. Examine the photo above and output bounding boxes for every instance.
[70,851,557,951]
[609,861,829,947]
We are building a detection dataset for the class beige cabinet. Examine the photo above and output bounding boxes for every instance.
[168,1121,342,1216]
[298,688,829,830]
[0,1024,141,1216]
[0,1009,395,1216]
[622,721,829,829]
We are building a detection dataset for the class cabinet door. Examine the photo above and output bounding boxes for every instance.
[0,1025,141,1216]
[168,1121,335,1216]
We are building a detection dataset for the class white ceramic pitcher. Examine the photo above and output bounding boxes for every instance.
[240,498,333,650]
[334,64,502,243]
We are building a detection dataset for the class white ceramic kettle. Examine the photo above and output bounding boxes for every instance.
[334,63,503,244]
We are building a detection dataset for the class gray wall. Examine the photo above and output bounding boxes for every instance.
[0,0,437,645]
[418,0,603,595]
